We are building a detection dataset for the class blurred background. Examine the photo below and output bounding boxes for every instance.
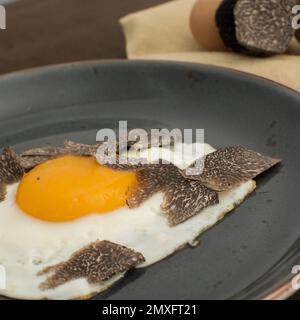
[0,0,169,74]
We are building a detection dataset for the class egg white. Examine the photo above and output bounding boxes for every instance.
[0,144,256,300]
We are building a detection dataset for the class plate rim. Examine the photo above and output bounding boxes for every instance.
[0,58,299,97]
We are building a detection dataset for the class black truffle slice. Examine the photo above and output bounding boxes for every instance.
[96,152,147,171]
[216,0,247,53]
[38,240,145,290]
[100,157,218,226]
[20,146,70,171]
[65,130,175,155]
[126,162,180,208]
[124,162,219,226]
[20,155,56,171]
[234,0,297,54]
[96,130,177,170]
[95,141,151,172]
[0,182,6,201]
[21,146,67,157]
[161,179,219,226]
[125,129,177,152]
[0,147,24,185]
[183,146,280,191]
[63,140,100,156]
[20,142,99,170]
[21,142,98,158]
[20,133,176,172]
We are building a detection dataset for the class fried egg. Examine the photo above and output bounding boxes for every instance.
[0,143,256,300]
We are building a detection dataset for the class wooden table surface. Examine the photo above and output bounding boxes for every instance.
[0,0,299,300]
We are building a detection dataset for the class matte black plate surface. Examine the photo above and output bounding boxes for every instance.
[0,61,299,300]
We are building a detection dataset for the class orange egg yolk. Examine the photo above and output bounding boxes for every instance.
[16,156,137,222]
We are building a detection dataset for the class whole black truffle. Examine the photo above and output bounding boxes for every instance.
[216,0,297,55]
[234,0,297,54]
[215,0,247,53]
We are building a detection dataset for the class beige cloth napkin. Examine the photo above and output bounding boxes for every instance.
[120,0,300,93]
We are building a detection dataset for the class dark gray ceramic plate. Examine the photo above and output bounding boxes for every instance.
[0,61,299,300]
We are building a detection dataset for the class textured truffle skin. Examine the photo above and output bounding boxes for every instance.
[20,155,56,171]
[0,147,24,202]
[21,146,68,157]
[20,141,99,170]
[0,147,24,185]
[38,240,145,290]
[0,182,6,201]
[119,129,177,153]
[183,146,280,191]
[215,0,246,53]
[21,140,99,157]
[21,133,175,171]
[20,148,67,171]
[12,142,281,226]
[106,160,219,226]
[126,163,172,208]
[234,0,297,54]
[161,179,219,226]
[63,140,100,154]
[96,149,148,171]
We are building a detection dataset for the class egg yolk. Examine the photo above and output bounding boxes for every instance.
[16,156,137,222]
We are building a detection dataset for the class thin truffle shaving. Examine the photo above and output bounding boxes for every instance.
[127,167,165,208]
[95,141,147,172]
[183,146,280,191]
[38,240,145,290]
[102,159,219,226]
[96,130,177,171]
[123,129,177,152]
[20,141,100,170]
[20,155,61,172]
[0,182,6,201]
[21,141,99,158]
[63,140,100,156]
[1,142,280,225]
[0,147,24,202]
[21,132,174,171]
[0,147,24,185]
[161,179,219,226]
[21,146,67,157]
[126,162,180,208]
[21,146,67,170]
